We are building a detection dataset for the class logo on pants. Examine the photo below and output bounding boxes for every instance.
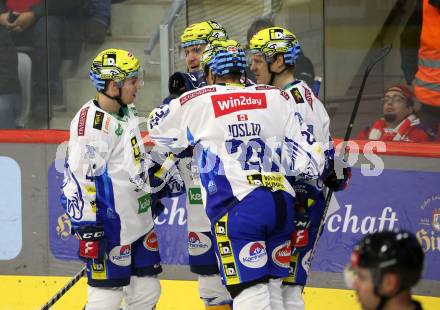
[272,241,291,268]
[188,187,203,204]
[215,221,227,236]
[188,232,211,256]
[224,262,238,277]
[239,241,267,268]
[218,241,232,257]
[109,245,131,266]
[144,230,159,251]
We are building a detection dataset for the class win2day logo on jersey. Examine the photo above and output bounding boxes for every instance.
[212,93,267,117]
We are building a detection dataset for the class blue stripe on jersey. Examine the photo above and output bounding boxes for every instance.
[196,147,237,224]
[95,169,122,244]
[186,127,197,146]
[285,138,320,178]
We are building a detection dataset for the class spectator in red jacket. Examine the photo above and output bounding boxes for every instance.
[357,85,435,142]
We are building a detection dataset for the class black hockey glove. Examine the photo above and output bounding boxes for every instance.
[74,225,105,261]
[291,212,311,248]
[151,197,165,219]
[168,71,206,96]
[324,156,351,192]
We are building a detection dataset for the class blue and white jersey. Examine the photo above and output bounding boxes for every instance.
[283,80,332,152]
[283,80,334,194]
[61,100,155,245]
[148,84,325,223]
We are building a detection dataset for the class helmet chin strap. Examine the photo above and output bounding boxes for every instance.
[101,86,126,107]
[267,61,288,86]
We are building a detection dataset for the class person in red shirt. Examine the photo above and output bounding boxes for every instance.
[357,85,435,142]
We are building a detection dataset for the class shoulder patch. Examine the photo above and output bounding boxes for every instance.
[290,88,304,104]
[102,114,112,134]
[93,111,104,130]
[303,86,313,110]
[255,85,278,91]
[280,89,290,101]
[180,86,217,105]
[78,106,90,136]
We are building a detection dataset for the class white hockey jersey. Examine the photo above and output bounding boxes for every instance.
[177,155,211,232]
[283,80,334,196]
[148,84,325,223]
[61,100,155,245]
[283,80,331,150]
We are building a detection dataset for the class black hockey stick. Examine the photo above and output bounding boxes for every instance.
[40,266,86,310]
[308,44,392,265]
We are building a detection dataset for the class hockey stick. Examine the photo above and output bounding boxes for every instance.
[308,44,392,265]
[40,266,86,310]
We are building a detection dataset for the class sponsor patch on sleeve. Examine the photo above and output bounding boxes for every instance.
[93,111,104,130]
[102,115,111,134]
[255,85,278,91]
[290,88,304,104]
[280,89,290,101]
[180,87,217,105]
[303,86,313,109]
[77,106,90,136]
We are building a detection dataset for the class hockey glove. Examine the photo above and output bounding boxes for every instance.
[74,225,105,260]
[324,156,351,192]
[168,71,206,96]
[291,212,311,248]
[151,197,165,219]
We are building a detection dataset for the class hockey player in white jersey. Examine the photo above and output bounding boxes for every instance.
[148,41,325,310]
[248,27,351,309]
[61,49,164,310]
[161,21,234,309]
[166,20,228,103]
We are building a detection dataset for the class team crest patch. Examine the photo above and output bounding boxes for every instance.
[290,88,304,104]
[115,123,123,136]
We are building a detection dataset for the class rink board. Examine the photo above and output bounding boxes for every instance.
[1,275,439,310]
[1,130,440,301]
